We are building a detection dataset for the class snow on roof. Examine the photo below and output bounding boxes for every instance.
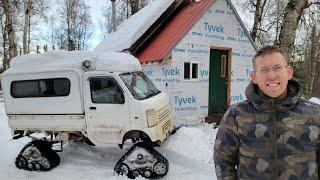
[4,50,141,75]
[94,0,175,52]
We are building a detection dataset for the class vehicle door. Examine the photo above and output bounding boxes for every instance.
[84,75,130,144]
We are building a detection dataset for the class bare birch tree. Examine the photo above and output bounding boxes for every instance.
[278,0,308,62]
[54,0,92,51]
[100,0,149,38]
[4,0,17,59]
[312,61,320,97]
[1,0,18,70]
[233,0,286,46]
[23,0,31,54]
[129,0,140,15]
[64,0,78,50]
[22,0,48,54]
[250,0,268,42]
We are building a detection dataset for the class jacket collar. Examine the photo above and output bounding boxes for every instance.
[245,79,302,111]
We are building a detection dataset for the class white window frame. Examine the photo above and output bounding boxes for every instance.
[183,61,199,81]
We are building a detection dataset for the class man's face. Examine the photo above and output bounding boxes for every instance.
[251,52,293,98]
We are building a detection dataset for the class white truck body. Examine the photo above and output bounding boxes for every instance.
[1,51,173,147]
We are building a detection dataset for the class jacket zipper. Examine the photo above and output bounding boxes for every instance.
[271,99,278,179]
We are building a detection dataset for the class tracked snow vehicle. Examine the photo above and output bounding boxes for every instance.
[1,51,173,178]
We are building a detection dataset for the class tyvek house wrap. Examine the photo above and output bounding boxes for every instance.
[140,0,256,125]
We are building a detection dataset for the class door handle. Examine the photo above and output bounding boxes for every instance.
[89,107,96,110]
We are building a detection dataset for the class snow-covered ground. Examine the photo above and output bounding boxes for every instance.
[310,97,320,105]
[0,102,218,180]
[2,98,318,180]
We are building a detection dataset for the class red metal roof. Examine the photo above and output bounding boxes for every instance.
[137,0,214,63]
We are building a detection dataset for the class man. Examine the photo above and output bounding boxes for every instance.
[214,45,320,179]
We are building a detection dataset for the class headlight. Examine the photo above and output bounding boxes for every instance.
[146,109,158,127]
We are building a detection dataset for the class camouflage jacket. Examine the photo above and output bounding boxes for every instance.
[214,79,320,180]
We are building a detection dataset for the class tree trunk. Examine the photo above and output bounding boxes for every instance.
[3,0,17,61]
[278,0,308,62]
[274,0,281,44]
[311,26,320,97]
[0,10,8,70]
[129,0,140,15]
[312,62,320,97]
[23,0,32,54]
[111,0,116,32]
[65,0,77,51]
[251,0,266,42]
[2,23,8,70]
[309,25,318,93]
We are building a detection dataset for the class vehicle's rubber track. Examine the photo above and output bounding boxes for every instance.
[15,140,60,171]
[114,142,169,179]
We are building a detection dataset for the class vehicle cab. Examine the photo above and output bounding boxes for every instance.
[83,70,173,146]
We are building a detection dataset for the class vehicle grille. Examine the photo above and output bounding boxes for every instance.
[156,104,170,123]
[162,120,171,134]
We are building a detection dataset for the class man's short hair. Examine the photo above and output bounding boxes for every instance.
[252,45,287,69]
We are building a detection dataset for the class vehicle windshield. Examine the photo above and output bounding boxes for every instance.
[119,71,161,100]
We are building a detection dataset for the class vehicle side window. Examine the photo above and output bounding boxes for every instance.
[11,78,70,98]
[90,77,124,104]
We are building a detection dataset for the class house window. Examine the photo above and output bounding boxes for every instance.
[184,62,199,80]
